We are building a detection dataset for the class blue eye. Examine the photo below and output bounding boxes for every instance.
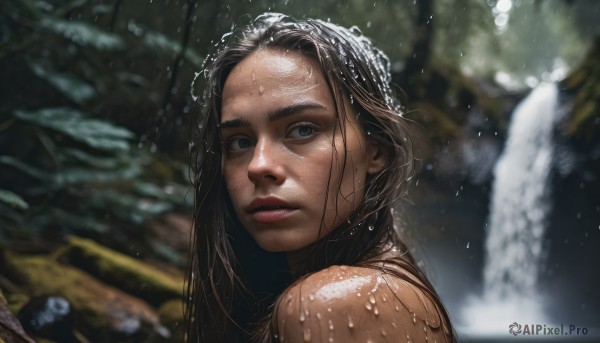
[227,136,253,151]
[288,123,318,139]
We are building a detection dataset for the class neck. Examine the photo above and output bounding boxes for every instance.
[286,245,313,276]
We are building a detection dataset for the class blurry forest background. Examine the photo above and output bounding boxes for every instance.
[1,0,599,342]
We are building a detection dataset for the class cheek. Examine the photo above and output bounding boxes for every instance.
[222,163,247,202]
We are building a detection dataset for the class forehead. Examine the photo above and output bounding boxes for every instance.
[220,49,333,121]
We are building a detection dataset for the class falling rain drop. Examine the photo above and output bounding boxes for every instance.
[466,241,470,249]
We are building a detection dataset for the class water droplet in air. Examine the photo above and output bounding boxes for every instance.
[466,241,470,249]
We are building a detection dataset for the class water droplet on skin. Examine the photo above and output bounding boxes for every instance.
[365,302,373,311]
[309,294,315,301]
[369,294,376,304]
[251,71,256,82]
[259,85,265,94]
[382,295,387,302]
[380,328,387,337]
[374,306,379,316]
[327,307,332,312]
[329,319,334,330]
[412,313,416,324]
[347,314,354,329]
[395,304,400,311]
[356,292,361,297]
[303,328,311,342]
[299,311,306,322]
[316,312,322,320]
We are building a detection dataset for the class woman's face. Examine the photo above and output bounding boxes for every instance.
[220,48,384,253]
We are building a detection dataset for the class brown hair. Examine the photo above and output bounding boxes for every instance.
[186,13,454,342]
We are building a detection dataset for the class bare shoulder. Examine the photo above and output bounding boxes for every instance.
[274,265,451,342]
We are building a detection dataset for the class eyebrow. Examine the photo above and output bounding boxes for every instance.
[218,102,328,129]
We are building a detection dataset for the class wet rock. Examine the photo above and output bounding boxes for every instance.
[17,295,75,342]
[3,251,168,342]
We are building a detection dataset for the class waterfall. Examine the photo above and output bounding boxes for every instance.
[463,82,559,335]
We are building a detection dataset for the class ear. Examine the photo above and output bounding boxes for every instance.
[366,139,387,175]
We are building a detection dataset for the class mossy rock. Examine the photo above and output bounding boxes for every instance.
[561,36,600,140]
[158,299,185,342]
[3,251,165,342]
[58,236,183,307]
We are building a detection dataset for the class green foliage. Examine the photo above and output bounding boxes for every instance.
[0,189,29,210]
[0,0,192,248]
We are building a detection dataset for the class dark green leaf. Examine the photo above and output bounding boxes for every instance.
[40,17,124,50]
[14,108,134,152]
[0,189,29,210]
[29,63,96,103]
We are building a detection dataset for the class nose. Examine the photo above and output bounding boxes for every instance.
[247,137,285,185]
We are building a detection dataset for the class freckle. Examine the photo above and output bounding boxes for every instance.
[368,294,376,304]
[303,328,311,342]
[365,302,372,311]
[347,314,354,329]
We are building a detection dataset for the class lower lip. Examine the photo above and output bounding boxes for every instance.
[251,208,298,223]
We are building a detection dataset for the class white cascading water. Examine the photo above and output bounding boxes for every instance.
[463,82,559,335]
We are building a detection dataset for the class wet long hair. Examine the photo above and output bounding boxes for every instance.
[186,13,454,342]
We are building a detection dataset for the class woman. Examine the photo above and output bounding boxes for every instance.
[186,13,455,342]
